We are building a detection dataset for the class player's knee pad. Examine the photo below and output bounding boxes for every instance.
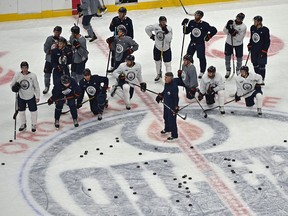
[256,93,263,107]
[217,90,225,106]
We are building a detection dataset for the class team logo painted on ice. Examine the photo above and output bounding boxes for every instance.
[192,28,201,38]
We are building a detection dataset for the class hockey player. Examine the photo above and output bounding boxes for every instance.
[175,54,198,99]
[108,7,134,72]
[69,25,89,83]
[11,61,40,132]
[77,69,109,120]
[234,65,263,117]
[198,66,225,114]
[182,10,217,78]
[223,13,247,78]
[77,0,99,42]
[106,25,138,71]
[47,75,81,128]
[43,26,64,94]
[111,55,146,110]
[247,16,270,83]
[145,16,173,82]
[155,72,179,141]
[51,38,73,85]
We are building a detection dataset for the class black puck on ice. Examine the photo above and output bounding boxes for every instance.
[9,140,13,142]
[88,188,91,191]
[1,163,5,165]
[100,152,103,155]
[116,140,119,142]
[176,200,180,203]
[114,196,118,199]
[232,159,235,162]
[258,187,262,190]
[84,151,88,155]
[137,165,140,168]
[144,162,148,165]
[182,175,187,178]
[231,111,234,114]
[189,204,193,207]
[96,148,100,151]
[115,137,119,140]
[183,181,187,184]
[249,171,253,173]
[173,178,177,181]
[153,172,157,175]
[138,152,142,155]
[190,146,194,149]
[133,192,137,195]
[284,140,287,143]
[80,155,83,158]
[234,181,237,184]
[178,185,182,188]
[213,143,216,146]
[266,166,269,168]
[228,165,231,167]
[188,177,192,180]
[154,147,158,150]
[109,145,113,148]
[130,186,133,189]
[164,160,168,163]
[186,195,190,198]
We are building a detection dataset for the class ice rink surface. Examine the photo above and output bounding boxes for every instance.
[0,0,288,215]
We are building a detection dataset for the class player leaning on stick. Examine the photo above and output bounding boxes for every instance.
[11,61,40,132]
[198,66,225,115]
[145,16,173,82]
[182,10,217,79]
[223,13,247,78]
[234,65,263,117]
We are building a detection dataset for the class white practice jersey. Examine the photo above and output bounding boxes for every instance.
[199,73,225,94]
[235,73,262,98]
[145,23,172,51]
[10,71,40,100]
[223,21,247,46]
[113,62,143,86]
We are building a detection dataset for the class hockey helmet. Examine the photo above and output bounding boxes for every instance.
[254,15,263,22]
[117,24,127,34]
[54,26,62,33]
[71,25,80,34]
[159,16,167,22]
[183,54,193,63]
[61,75,71,85]
[194,10,204,18]
[84,68,91,76]
[126,55,135,61]
[207,66,216,73]
[240,65,249,72]
[20,61,29,68]
[118,7,127,14]
[236,13,245,21]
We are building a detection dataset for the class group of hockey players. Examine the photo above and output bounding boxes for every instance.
[10,4,271,141]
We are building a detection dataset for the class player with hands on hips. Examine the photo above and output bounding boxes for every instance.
[198,66,225,115]
[174,54,198,99]
[10,61,40,132]
[47,75,81,128]
[145,16,173,82]
[77,69,109,121]
[155,72,179,141]
[111,55,146,110]
[247,16,270,84]
[234,65,263,117]
[182,10,217,79]
[223,13,247,78]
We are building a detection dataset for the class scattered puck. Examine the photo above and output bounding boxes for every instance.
[185,187,189,190]
[227,159,231,161]
[153,172,157,175]
[96,148,100,151]
[190,146,194,149]
[160,7,163,9]
[224,158,227,160]
[100,152,103,155]
[154,147,158,150]
[178,185,182,188]
[183,181,187,184]
[234,181,237,184]
[173,178,177,181]
[231,170,236,174]
[284,140,287,143]
[232,159,235,162]
[88,188,91,191]
[84,151,88,155]
[189,204,193,207]
[182,175,187,178]
[116,140,119,142]
[231,111,234,114]
[115,137,119,140]
[188,177,192,180]
[258,187,262,190]
[249,171,253,173]
[109,145,113,148]
[138,152,142,155]
[9,140,13,142]
[133,192,137,195]
[80,155,83,158]
[1,163,5,165]
[186,191,190,193]
[136,165,140,168]
[213,143,216,146]
[176,200,180,203]
[144,162,148,165]
[114,196,118,199]
[178,183,182,185]
[186,195,190,198]
[130,186,133,189]
[228,165,231,167]
[266,166,269,168]
[164,160,168,163]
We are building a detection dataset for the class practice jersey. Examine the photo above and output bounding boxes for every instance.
[161,80,179,108]
[112,36,139,62]
[145,23,173,51]
[80,0,98,16]
[69,35,89,63]
[10,71,40,100]
[181,63,198,88]
[223,21,247,46]
[51,77,80,100]
[44,36,65,62]
[185,20,217,44]
[51,46,73,72]
[249,25,270,53]
[199,73,225,94]
[109,16,134,38]
[235,72,262,98]
[113,62,143,86]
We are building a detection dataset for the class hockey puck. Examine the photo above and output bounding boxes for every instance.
[234,180,237,183]
[188,177,192,180]
[130,186,133,189]
[144,162,148,165]
[114,196,118,199]
[213,143,216,146]
[231,111,234,114]
[138,152,142,155]
[284,140,287,143]
[190,146,194,149]
[153,172,157,175]
[258,187,262,190]
[164,160,168,163]
[9,140,13,142]
[160,7,163,9]
[186,195,190,198]
[266,165,269,169]
[109,145,113,148]
[183,181,187,184]
[1,163,5,165]
[100,152,103,155]
[133,192,137,195]
[176,200,180,203]
[116,140,119,142]
[80,155,83,158]
[136,165,140,168]
[88,188,91,191]
[173,178,177,181]
[96,148,100,151]
[115,137,119,140]
[189,204,193,207]
[228,165,231,167]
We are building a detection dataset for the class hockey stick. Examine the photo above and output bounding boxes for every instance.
[130,83,158,95]
[179,25,186,69]
[101,0,107,8]
[227,34,235,81]
[245,51,250,66]
[161,101,187,120]
[178,0,193,16]
[195,97,208,118]
[13,93,18,140]
[105,50,112,77]
[61,96,96,114]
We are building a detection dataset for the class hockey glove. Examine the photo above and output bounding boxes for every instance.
[260,50,268,58]
[162,26,169,34]
[117,73,126,86]
[207,86,215,95]
[235,93,241,102]
[225,20,234,30]
[77,4,82,13]
[106,36,114,44]
[181,18,189,26]
[11,82,21,93]
[228,28,238,36]
[140,82,147,92]
[174,106,179,114]
[198,92,204,101]
[150,34,155,41]
[204,34,212,42]
[189,87,197,97]
[177,70,183,78]
[247,44,252,52]
[155,93,163,104]
[72,39,80,48]
[47,97,54,105]
[126,48,133,55]
[255,83,262,91]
